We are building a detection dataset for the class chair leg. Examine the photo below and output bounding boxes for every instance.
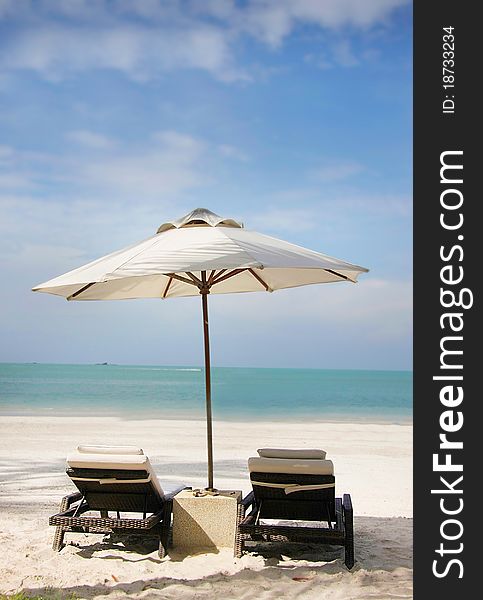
[235,534,247,558]
[158,521,172,558]
[158,536,167,559]
[52,525,66,552]
[158,499,173,558]
[343,494,355,569]
[234,502,245,558]
[52,495,70,551]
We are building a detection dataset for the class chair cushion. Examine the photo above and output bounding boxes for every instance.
[66,452,164,498]
[77,445,144,455]
[248,457,334,475]
[257,448,326,460]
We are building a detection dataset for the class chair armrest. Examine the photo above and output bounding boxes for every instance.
[164,485,190,501]
[335,497,343,531]
[241,491,255,509]
[342,493,353,515]
[239,510,257,526]
[65,491,83,503]
[59,491,83,512]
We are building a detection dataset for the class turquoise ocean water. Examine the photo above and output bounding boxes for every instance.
[0,363,412,423]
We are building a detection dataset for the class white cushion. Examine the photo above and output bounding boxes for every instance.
[66,452,164,498]
[248,457,334,476]
[77,445,144,455]
[257,448,326,460]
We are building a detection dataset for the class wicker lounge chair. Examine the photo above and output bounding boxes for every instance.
[237,448,355,568]
[49,445,185,557]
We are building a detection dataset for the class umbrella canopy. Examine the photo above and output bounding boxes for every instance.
[33,208,368,490]
[32,208,367,300]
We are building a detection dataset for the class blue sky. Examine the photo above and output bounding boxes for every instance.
[0,0,412,370]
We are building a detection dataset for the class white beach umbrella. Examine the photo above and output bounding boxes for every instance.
[33,208,368,490]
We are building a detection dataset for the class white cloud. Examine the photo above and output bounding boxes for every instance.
[0,173,34,189]
[0,131,210,209]
[341,192,412,218]
[244,186,412,236]
[311,160,364,182]
[231,0,410,47]
[0,139,410,274]
[0,131,215,280]
[0,127,274,283]
[78,130,210,197]
[0,0,17,18]
[304,37,384,70]
[0,0,410,82]
[212,276,412,343]
[218,144,249,162]
[243,193,410,256]
[67,130,117,149]
[249,207,318,232]
[287,0,408,29]
[190,0,237,21]
[82,152,205,197]
[0,144,15,161]
[332,40,359,67]
[0,24,246,83]
[0,145,48,190]
[152,130,205,154]
[238,4,293,48]
[304,52,333,70]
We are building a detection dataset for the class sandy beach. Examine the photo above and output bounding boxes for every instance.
[0,416,413,598]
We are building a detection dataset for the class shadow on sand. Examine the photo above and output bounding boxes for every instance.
[18,516,412,599]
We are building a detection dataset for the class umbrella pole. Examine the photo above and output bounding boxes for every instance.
[200,280,214,491]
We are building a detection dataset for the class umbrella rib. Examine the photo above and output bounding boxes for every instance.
[67,282,97,300]
[162,276,173,298]
[210,268,247,286]
[210,269,227,285]
[186,272,203,286]
[166,273,199,287]
[248,268,270,291]
[207,270,218,286]
[324,269,352,282]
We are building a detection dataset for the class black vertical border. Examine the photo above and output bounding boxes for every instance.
[414,1,477,597]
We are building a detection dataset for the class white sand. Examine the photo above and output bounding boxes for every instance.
[0,416,413,599]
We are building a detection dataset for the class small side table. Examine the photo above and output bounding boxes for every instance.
[172,489,243,556]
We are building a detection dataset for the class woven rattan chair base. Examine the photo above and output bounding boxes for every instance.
[50,492,173,558]
[238,493,354,569]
